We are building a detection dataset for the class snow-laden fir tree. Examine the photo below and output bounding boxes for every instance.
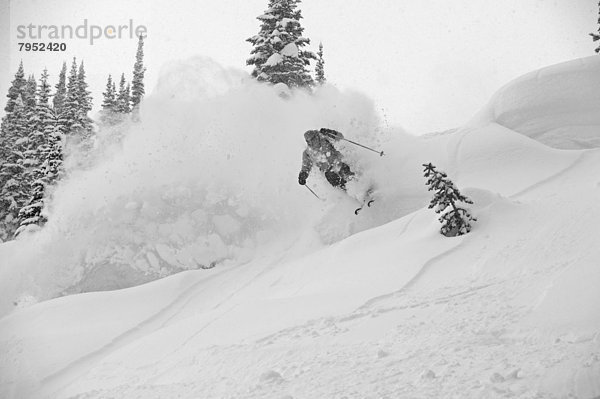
[100,74,118,125]
[62,58,94,140]
[3,61,26,116]
[130,34,146,115]
[22,73,44,173]
[16,69,56,234]
[116,73,131,113]
[22,74,39,171]
[53,62,67,113]
[247,0,316,88]
[591,1,600,53]
[0,62,29,240]
[0,95,29,240]
[24,75,37,110]
[315,42,325,84]
[63,58,82,135]
[77,61,94,140]
[18,72,43,206]
[423,163,476,237]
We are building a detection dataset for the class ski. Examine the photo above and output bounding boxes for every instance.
[354,189,376,215]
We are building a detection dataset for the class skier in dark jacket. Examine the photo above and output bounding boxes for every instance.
[298,128,355,190]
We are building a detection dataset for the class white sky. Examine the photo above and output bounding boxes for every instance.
[0,0,597,133]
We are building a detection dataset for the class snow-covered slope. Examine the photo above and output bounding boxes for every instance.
[472,56,600,149]
[1,57,600,399]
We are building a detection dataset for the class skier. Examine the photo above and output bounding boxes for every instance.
[298,128,376,214]
[298,128,355,191]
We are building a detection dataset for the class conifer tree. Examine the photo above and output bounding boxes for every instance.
[22,74,39,169]
[130,34,146,113]
[63,58,82,134]
[315,42,326,85]
[3,61,26,115]
[247,0,316,88]
[53,62,67,113]
[423,163,476,237]
[24,75,37,110]
[591,1,600,53]
[116,73,131,113]
[100,74,118,125]
[21,72,45,189]
[0,95,28,239]
[77,61,94,137]
[16,116,63,235]
[17,69,56,234]
[0,62,29,239]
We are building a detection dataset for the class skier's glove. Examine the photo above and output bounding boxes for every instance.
[298,171,308,185]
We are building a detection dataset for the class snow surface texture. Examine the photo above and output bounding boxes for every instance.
[1,56,600,398]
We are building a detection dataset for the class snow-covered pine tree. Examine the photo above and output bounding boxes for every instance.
[100,74,118,125]
[130,34,146,116]
[63,58,82,135]
[53,62,67,113]
[16,69,55,234]
[19,72,46,209]
[77,61,94,141]
[23,73,43,167]
[116,73,131,113]
[24,74,37,110]
[0,95,29,240]
[315,42,326,85]
[247,0,316,88]
[45,115,64,184]
[21,74,40,172]
[125,82,132,108]
[3,61,26,116]
[423,163,476,237]
[591,1,600,53]
[0,62,29,240]
[17,108,66,237]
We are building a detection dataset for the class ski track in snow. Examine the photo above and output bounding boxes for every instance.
[40,247,298,398]
[510,150,588,199]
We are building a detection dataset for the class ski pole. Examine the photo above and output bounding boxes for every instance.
[304,185,322,200]
[341,138,385,156]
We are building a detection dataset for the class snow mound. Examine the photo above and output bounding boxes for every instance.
[471,56,600,149]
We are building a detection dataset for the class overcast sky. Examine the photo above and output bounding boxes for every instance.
[0,0,596,134]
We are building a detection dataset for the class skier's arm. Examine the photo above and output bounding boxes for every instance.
[320,128,344,140]
[298,150,312,185]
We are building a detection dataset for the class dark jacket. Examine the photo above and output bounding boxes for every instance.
[299,129,354,189]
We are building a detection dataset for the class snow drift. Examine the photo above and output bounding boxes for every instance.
[472,56,600,149]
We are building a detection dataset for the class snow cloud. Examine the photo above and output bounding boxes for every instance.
[0,56,426,315]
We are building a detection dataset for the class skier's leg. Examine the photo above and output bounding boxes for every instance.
[325,170,344,190]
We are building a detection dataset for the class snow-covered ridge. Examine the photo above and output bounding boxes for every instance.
[1,56,600,398]
[471,55,600,149]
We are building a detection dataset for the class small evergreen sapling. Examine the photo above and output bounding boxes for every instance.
[423,163,476,237]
